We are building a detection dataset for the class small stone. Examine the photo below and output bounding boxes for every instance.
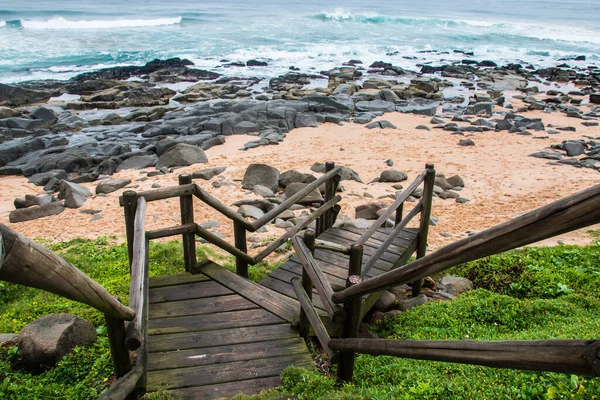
[398,294,428,311]
[440,276,473,296]
[458,139,475,146]
[237,205,266,219]
[374,291,397,312]
[252,185,275,198]
[456,197,470,204]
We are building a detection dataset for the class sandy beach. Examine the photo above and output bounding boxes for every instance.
[1,109,598,254]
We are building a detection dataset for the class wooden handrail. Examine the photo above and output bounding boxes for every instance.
[291,236,344,321]
[253,195,342,263]
[360,199,423,277]
[314,239,351,255]
[118,184,195,206]
[125,197,147,350]
[329,339,600,376]
[195,224,255,265]
[145,223,196,240]
[98,362,145,400]
[194,185,255,231]
[0,224,135,321]
[355,171,426,246]
[333,183,600,303]
[291,277,334,359]
[252,167,341,230]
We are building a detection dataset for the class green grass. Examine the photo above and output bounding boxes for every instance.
[0,237,282,399]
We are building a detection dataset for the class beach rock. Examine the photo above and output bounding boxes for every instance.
[0,334,18,347]
[237,205,265,219]
[366,120,397,129]
[564,142,586,157]
[398,294,428,311]
[456,197,470,204]
[157,143,208,168]
[252,185,275,198]
[14,195,55,209]
[434,177,453,191]
[279,170,307,188]
[379,170,408,182]
[342,218,373,229]
[355,202,387,220]
[28,170,68,186]
[440,276,473,296]
[96,178,132,194]
[356,100,396,113]
[295,114,319,128]
[374,290,397,312]
[115,155,158,172]
[529,151,562,160]
[285,182,323,205]
[446,175,465,188]
[242,164,280,193]
[18,314,97,373]
[58,180,92,208]
[9,201,64,223]
[458,139,475,146]
[191,166,226,180]
[30,107,57,125]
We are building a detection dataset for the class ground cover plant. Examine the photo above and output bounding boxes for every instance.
[0,239,598,399]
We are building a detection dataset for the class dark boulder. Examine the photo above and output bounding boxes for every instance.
[241,164,280,193]
[9,201,65,223]
[157,144,208,168]
[95,178,132,194]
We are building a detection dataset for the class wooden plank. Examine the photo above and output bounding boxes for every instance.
[260,276,327,312]
[147,354,314,392]
[148,324,298,353]
[343,226,419,245]
[148,308,282,335]
[272,261,347,289]
[149,280,232,303]
[118,183,196,206]
[194,185,254,231]
[146,223,196,240]
[323,229,411,261]
[148,337,307,371]
[149,273,209,288]
[99,364,144,400]
[312,244,392,276]
[150,294,257,319]
[163,376,283,400]
[198,261,299,323]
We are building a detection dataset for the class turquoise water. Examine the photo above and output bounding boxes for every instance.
[1,0,599,83]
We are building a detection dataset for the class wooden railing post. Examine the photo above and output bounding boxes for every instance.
[299,229,316,339]
[233,221,248,278]
[338,244,363,382]
[105,314,132,379]
[412,163,435,297]
[123,191,138,270]
[179,174,196,273]
[395,203,404,226]
[317,161,336,236]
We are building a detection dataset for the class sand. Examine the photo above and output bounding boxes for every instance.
[1,110,599,255]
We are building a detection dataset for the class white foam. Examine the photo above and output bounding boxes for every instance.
[0,21,6,28]
[20,16,182,30]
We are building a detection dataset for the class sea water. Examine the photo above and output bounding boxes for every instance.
[1,0,598,83]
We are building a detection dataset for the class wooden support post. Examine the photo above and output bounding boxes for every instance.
[233,221,248,278]
[179,174,196,273]
[135,238,150,397]
[395,203,404,226]
[299,229,315,339]
[338,244,363,382]
[322,161,336,233]
[105,314,132,379]
[412,163,435,297]
[122,191,138,270]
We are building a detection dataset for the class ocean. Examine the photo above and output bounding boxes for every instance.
[1,0,599,84]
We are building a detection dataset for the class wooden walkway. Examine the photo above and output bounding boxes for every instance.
[260,225,419,322]
[146,265,312,399]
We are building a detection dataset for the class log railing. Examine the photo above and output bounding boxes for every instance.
[118,161,343,279]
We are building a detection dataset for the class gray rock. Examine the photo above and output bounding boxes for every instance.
[439,191,460,199]
[379,169,408,182]
[440,276,473,296]
[564,142,586,157]
[458,139,475,146]
[356,100,396,113]
[398,294,428,311]
[237,205,265,219]
[58,180,91,208]
[157,143,208,168]
[9,201,64,223]
[355,202,387,220]
[18,313,97,373]
[342,218,373,229]
[234,121,259,134]
[529,151,562,160]
[0,333,18,346]
[434,177,453,191]
[446,175,465,188]
[295,113,319,128]
[116,155,158,172]
[95,178,132,194]
[285,182,323,204]
[242,164,280,193]
[279,170,308,187]
[456,197,470,204]
[28,170,68,186]
[415,125,431,131]
[191,166,227,180]
[252,185,275,198]
[30,107,58,125]
[374,290,397,312]
[14,194,55,209]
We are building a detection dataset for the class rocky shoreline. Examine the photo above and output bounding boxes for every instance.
[0,55,599,225]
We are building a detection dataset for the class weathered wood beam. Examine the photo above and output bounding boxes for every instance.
[355,171,426,246]
[105,314,132,379]
[412,163,435,296]
[98,363,144,400]
[195,224,254,265]
[314,239,351,255]
[252,166,341,230]
[299,229,316,339]
[291,277,333,359]
[253,195,342,263]
[333,183,600,303]
[360,199,423,277]
[125,197,147,351]
[291,236,344,321]
[194,185,254,231]
[179,175,196,273]
[0,224,134,321]
[145,223,196,240]
[329,339,600,376]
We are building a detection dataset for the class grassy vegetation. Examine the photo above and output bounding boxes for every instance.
[1,238,599,399]
[0,237,282,399]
